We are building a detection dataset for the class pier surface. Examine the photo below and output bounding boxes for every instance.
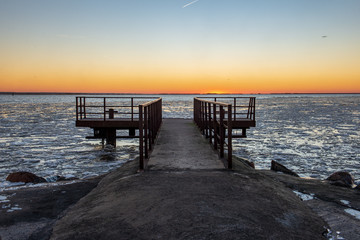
[50,119,328,239]
[148,119,223,170]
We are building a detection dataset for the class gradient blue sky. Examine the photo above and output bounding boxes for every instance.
[1,0,359,93]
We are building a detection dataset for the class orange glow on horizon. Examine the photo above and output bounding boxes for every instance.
[1,58,359,94]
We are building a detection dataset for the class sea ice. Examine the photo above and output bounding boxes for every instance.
[340,200,350,207]
[292,190,315,201]
[344,208,360,220]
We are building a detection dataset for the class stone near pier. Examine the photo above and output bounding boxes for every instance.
[6,172,46,184]
[326,171,355,188]
[271,160,299,177]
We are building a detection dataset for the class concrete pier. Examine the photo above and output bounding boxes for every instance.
[148,119,223,170]
[50,119,329,239]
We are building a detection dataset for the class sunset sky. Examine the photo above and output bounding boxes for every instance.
[1,0,359,94]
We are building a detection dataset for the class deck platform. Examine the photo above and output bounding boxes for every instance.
[76,118,140,129]
[76,96,256,169]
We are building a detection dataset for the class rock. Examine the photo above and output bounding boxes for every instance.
[6,172,46,184]
[56,176,79,182]
[241,159,255,169]
[271,160,299,177]
[248,161,255,169]
[234,156,255,169]
[327,172,355,188]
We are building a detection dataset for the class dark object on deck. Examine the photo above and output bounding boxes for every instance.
[327,171,355,188]
[271,160,299,177]
[6,172,46,183]
[194,97,256,169]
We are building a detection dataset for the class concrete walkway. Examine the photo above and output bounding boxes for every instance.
[50,119,329,240]
[148,119,223,170]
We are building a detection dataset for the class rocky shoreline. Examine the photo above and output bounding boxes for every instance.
[0,175,105,240]
[1,158,359,239]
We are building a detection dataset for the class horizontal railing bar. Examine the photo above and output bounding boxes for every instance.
[194,97,231,107]
[77,96,159,99]
[197,97,254,99]
[140,98,162,107]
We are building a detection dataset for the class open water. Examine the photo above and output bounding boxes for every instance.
[0,94,359,188]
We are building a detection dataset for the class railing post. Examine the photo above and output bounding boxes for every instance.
[160,98,162,121]
[103,98,106,121]
[83,98,87,119]
[194,98,196,124]
[139,106,144,170]
[253,98,256,121]
[80,97,83,119]
[76,97,79,121]
[227,105,232,169]
[208,102,212,145]
[213,104,217,150]
[219,106,224,158]
[131,98,134,121]
[234,98,236,121]
[144,106,148,159]
[148,104,152,150]
[205,102,208,138]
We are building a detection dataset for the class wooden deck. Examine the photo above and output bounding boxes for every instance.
[76,118,255,129]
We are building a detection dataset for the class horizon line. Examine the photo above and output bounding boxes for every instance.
[1,91,359,95]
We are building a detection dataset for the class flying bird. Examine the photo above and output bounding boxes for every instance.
[183,0,200,8]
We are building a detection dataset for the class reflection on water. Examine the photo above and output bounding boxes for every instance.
[0,94,359,184]
[234,95,360,181]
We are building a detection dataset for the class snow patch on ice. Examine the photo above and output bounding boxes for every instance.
[0,195,9,203]
[0,180,78,192]
[344,208,360,220]
[293,190,315,201]
[0,181,25,189]
[325,228,345,240]
[340,200,350,207]
[1,198,22,212]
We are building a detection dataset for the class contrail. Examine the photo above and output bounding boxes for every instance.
[183,0,200,8]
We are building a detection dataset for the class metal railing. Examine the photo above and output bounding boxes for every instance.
[76,96,160,121]
[76,96,162,170]
[139,98,162,170]
[196,97,256,121]
[194,97,233,169]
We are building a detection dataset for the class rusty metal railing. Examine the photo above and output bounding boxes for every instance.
[194,97,233,169]
[193,97,256,169]
[139,98,162,170]
[196,97,256,121]
[76,96,159,121]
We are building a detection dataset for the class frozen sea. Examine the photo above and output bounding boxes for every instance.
[0,94,359,188]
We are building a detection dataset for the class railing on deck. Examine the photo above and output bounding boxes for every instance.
[139,98,162,170]
[76,96,159,121]
[196,97,256,121]
[193,97,256,169]
[76,96,162,170]
[194,98,233,169]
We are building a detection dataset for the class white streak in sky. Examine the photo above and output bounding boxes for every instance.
[56,34,86,39]
[183,0,200,8]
